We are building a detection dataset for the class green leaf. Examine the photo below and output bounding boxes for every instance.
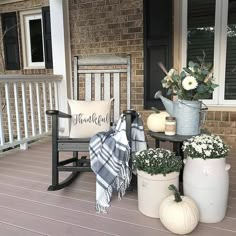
[197,84,208,93]
[202,70,209,75]
[188,61,195,68]
[183,67,192,74]
[194,62,200,68]
[180,71,186,79]
[172,75,180,81]
[211,83,219,89]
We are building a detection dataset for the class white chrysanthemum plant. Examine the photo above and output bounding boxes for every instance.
[182,134,230,159]
[160,53,218,100]
[133,148,182,176]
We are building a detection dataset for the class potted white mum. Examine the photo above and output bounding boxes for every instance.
[182,134,230,223]
[134,148,182,218]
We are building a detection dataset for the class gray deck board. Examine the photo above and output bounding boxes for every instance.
[0,138,235,236]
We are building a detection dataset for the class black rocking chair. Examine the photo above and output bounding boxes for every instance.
[46,54,137,191]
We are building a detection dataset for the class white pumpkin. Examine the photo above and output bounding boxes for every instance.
[147,108,169,132]
[159,185,199,235]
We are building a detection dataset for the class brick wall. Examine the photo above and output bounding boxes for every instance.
[69,0,144,110]
[204,111,236,151]
[68,0,236,151]
[68,0,153,138]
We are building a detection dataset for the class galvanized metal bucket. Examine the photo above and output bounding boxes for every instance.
[174,100,203,136]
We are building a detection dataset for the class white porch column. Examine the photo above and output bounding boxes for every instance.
[49,0,72,136]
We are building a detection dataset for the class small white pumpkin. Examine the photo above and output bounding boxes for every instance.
[147,107,169,132]
[159,185,199,235]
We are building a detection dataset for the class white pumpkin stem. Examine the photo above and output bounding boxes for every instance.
[151,107,160,113]
[169,184,182,202]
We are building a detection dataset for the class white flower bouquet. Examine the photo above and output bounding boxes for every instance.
[160,53,218,100]
[182,134,229,159]
[133,148,182,176]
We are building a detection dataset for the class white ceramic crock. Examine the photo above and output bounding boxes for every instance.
[183,157,230,223]
[137,170,179,218]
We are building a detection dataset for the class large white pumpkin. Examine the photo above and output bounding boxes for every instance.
[147,110,169,132]
[159,185,199,235]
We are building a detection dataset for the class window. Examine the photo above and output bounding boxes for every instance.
[20,9,45,69]
[181,0,236,106]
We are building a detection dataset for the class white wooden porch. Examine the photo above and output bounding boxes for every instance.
[0,137,235,236]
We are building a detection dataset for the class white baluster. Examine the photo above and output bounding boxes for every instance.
[29,82,36,136]
[43,82,48,132]
[5,82,13,143]
[36,82,42,134]
[21,82,28,150]
[13,82,21,141]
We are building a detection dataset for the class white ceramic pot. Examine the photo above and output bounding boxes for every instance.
[183,157,230,223]
[137,170,179,218]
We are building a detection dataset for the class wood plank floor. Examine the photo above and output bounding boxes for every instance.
[0,138,235,236]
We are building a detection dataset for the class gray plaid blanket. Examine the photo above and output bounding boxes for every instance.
[89,114,147,213]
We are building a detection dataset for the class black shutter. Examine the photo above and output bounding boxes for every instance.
[143,0,173,109]
[1,12,20,70]
[42,6,53,69]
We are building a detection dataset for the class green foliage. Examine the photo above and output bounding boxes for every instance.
[133,148,182,176]
[161,53,218,101]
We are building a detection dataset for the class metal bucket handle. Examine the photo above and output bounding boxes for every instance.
[199,102,208,128]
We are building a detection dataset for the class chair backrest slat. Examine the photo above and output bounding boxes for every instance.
[104,73,111,101]
[113,73,120,121]
[74,54,131,122]
[85,73,92,101]
[94,73,101,101]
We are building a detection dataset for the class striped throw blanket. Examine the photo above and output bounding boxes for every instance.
[89,114,147,213]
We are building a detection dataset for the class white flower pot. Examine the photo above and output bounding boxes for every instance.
[183,157,230,223]
[137,170,179,218]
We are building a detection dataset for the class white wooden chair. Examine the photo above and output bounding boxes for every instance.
[46,54,137,191]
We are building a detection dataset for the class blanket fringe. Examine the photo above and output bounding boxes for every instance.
[96,163,131,213]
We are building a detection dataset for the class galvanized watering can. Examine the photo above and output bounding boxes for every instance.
[154,91,207,136]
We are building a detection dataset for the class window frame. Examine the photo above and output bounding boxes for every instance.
[20,9,45,69]
[180,0,236,106]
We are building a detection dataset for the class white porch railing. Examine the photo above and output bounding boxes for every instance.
[0,74,62,151]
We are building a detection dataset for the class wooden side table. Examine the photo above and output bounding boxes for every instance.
[148,131,193,182]
[148,131,192,156]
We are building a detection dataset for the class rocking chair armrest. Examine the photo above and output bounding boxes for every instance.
[46,110,72,118]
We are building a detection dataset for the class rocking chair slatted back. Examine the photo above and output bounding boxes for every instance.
[73,54,131,121]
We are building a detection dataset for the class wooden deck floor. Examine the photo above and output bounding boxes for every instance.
[0,138,236,236]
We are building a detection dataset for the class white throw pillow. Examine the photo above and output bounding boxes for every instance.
[68,99,112,138]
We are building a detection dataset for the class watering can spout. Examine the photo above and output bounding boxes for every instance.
[154,91,174,116]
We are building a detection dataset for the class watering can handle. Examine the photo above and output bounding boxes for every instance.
[201,102,208,111]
